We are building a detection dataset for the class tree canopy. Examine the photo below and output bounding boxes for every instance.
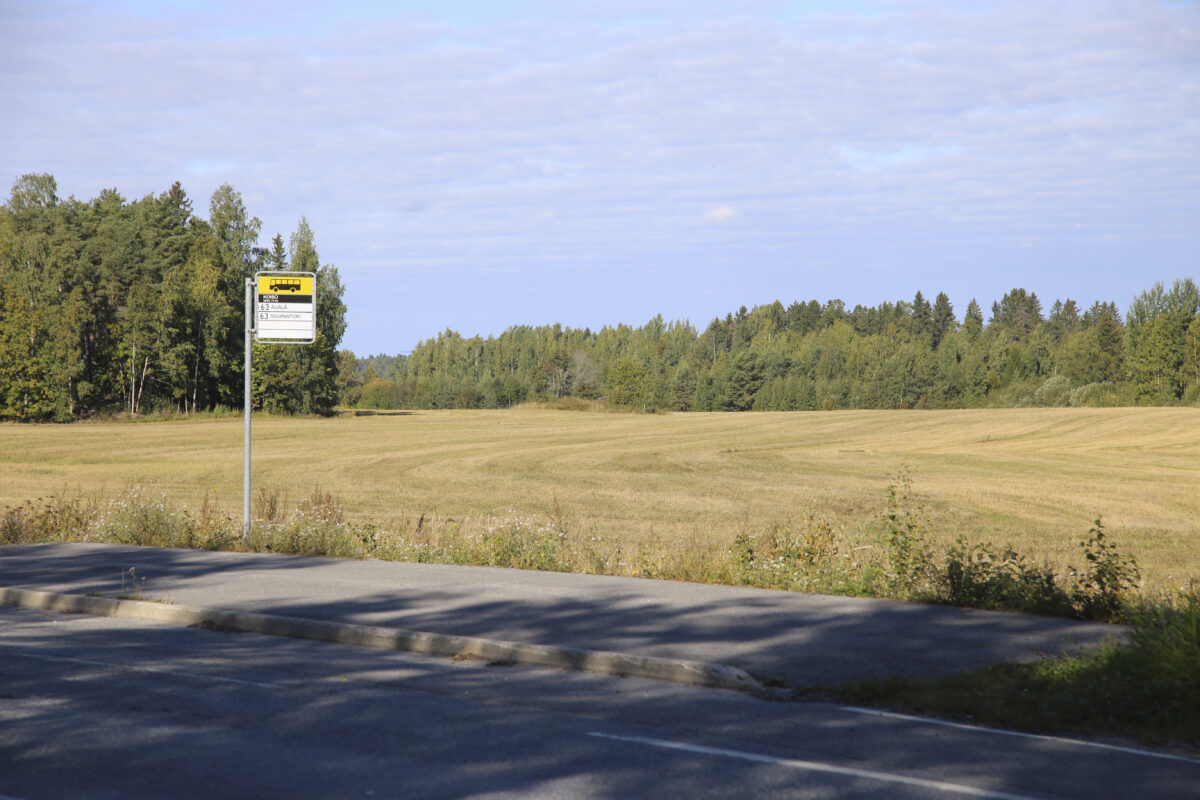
[340,282,1199,412]
[0,174,347,420]
[5,174,1195,419]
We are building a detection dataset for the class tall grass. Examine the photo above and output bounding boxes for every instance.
[0,473,1146,622]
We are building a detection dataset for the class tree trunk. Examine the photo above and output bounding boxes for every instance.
[135,353,151,415]
[129,339,136,414]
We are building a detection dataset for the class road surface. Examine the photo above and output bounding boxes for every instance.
[3,605,1196,800]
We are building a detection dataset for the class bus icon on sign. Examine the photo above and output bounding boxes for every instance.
[269,279,302,292]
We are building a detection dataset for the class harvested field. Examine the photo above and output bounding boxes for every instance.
[3,407,1197,591]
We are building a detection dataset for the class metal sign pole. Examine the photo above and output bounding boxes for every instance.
[244,270,315,541]
[244,277,253,541]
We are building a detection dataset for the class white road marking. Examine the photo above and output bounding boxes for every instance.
[588,732,1042,799]
[840,706,1200,765]
[8,651,281,690]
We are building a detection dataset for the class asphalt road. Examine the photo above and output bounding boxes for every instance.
[0,544,1124,689]
[3,605,1197,800]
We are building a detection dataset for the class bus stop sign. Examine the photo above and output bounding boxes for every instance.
[255,271,316,343]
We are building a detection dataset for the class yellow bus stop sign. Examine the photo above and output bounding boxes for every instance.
[254,271,316,342]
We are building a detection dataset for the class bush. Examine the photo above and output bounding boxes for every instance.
[248,488,365,558]
[932,521,1140,621]
[1070,519,1141,621]
[1126,588,1200,718]
[357,379,402,409]
[940,538,1075,617]
[477,512,570,571]
[1067,381,1121,407]
[2,476,1145,624]
[880,470,937,598]
[1030,375,1071,407]
[879,470,1139,621]
[1,493,95,543]
[95,487,194,547]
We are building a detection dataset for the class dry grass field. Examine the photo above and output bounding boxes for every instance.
[2,407,1197,591]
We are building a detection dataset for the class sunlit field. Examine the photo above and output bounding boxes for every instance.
[3,407,1198,591]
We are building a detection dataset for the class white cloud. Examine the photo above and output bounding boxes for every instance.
[703,204,738,223]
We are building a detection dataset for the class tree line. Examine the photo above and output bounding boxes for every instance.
[345,282,1200,412]
[0,174,346,420]
[4,174,1195,419]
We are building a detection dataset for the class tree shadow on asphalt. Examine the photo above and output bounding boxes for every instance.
[1,543,1124,690]
[2,608,1194,800]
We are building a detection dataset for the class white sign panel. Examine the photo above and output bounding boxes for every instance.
[255,271,316,343]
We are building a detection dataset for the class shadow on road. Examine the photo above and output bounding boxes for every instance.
[1,542,1123,690]
[1,604,1192,800]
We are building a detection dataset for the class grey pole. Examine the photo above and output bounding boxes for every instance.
[244,277,253,541]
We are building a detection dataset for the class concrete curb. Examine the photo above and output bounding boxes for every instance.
[1,587,764,694]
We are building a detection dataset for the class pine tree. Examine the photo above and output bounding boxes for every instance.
[911,291,933,341]
[990,288,1043,339]
[931,292,955,349]
[962,299,984,341]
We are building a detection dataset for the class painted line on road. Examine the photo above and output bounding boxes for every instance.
[840,707,1200,765]
[8,650,282,690]
[588,732,1042,799]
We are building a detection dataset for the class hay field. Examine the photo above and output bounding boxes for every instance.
[2,407,1197,590]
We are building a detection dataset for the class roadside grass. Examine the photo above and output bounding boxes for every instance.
[823,588,1200,751]
[0,471,1147,621]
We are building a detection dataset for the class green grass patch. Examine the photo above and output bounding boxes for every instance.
[824,588,1200,751]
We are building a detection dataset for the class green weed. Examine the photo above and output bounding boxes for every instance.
[878,470,1140,622]
[1070,519,1142,622]
[0,491,96,544]
[830,588,1200,748]
[939,537,1075,617]
[880,468,937,598]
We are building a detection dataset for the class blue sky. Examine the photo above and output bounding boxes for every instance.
[2,0,1197,355]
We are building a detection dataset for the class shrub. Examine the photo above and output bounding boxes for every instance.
[880,470,936,598]
[94,487,195,548]
[1125,587,1200,720]
[2,493,95,544]
[477,511,570,571]
[0,476,1145,624]
[940,537,1074,617]
[1030,375,1071,407]
[879,470,1139,622]
[927,521,1139,622]
[249,488,365,558]
[1070,519,1141,621]
[1067,381,1120,407]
